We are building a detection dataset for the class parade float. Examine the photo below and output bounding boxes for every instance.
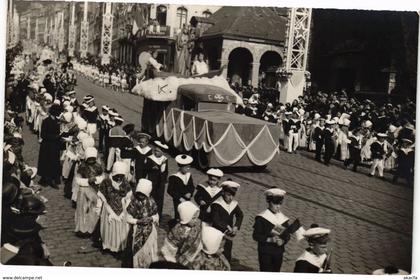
[132,65,280,169]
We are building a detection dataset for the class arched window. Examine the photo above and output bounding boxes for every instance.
[176,7,188,29]
[156,5,167,26]
[202,10,212,18]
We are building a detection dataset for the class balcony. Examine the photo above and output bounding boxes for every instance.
[139,25,172,39]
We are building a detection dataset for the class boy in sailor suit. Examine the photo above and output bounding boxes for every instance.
[167,154,195,221]
[294,224,332,273]
[120,132,153,182]
[252,188,304,272]
[145,141,169,218]
[209,180,243,263]
[97,105,110,152]
[194,168,224,224]
[369,133,388,179]
[84,96,98,135]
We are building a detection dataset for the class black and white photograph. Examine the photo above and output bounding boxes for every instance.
[0,0,419,278]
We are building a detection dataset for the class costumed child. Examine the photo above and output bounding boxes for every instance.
[97,161,132,254]
[294,224,332,273]
[161,201,203,268]
[167,154,195,221]
[194,168,224,224]
[126,179,159,268]
[145,140,169,218]
[369,133,388,179]
[209,180,243,263]
[252,187,305,272]
[120,132,152,182]
[190,226,230,271]
[74,147,104,237]
[97,105,110,152]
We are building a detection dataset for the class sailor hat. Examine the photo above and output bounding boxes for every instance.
[114,115,124,123]
[221,180,240,194]
[377,133,388,138]
[154,140,168,150]
[206,168,224,178]
[85,147,98,159]
[264,187,286,197]
[102,105,110,111]
[175,154,193,166]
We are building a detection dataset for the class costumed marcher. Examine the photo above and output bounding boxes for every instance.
[323,120,336,166]
[194,168,224,224]
[209,180,243,263]
[74,147,104,236]
[369,133,388,179]
[97,105,110,152]
[313,118,325,162]
[282,112,292,150]
[83,96,98,135]
[344,128,363,172]
[294,224,332,273]
[145,140,169,218]
[106,115,126,172]
[120,132,152,182]
[288,111,301,153]
[392,138,415,187]
[252,188,305,272]
[126,179,159,268]
[167,154,195,221]
[161,201,203,268]
[190,226,230,271]
[97,161,132,253]
[37,104,62,188]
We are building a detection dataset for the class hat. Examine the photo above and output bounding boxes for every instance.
[40,88,47,94]
[136,179,153,197]
[175,154,193,166]
[298,108,305,116]
[178,201,199,225]
[108,110,118,117]
[267,103,273,108]
[76,118,87,130]
[23,166,38,179]
[388,125,397,133]
[221,180,240,194]
[112,161,128,176]
[67,90,75,95]
[342,119,351,127]
[77,131,89,141]
[377,133,387,138]
[53,99,61,105]
[84,147,97,159]
[304,224,331,244]
[206,168,224,178]
[136,132,151,140]
[285,111,292,116]
[82,137,95,150]
[20,195,47,215]
[154,140,168,150]
[279,106,286,111]
[102,105,110,111]
[372,266,409,275]
[44,93,53,102]
[63,101,70,108]
[401,138,413,144]
[114,115,124,123]
[66,106,74,113]
[325,120,335,125]
[63,112,73,123]
[364,120,373,128]
[202,226,224,255]
[264,187,286,198]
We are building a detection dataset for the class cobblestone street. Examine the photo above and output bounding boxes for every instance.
[22,76,413,273]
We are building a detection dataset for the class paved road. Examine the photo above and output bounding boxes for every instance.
[21,76,413,273]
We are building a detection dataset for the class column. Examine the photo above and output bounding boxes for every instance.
[7,0,13,47]
[34,17,39,43]
[12,6,19,45]
[43,17,48,44]
[68,2,76,57]
[49,15,53,46]
[59,12,65,52]
[27,16,31,40]
[100,2,113,65]
[251,62,260,87]
[80,1,89,58]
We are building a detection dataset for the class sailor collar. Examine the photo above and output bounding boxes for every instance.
[257,209,289,227]
[148,154,167,165]
[213,196,238,215]
[173,172,191,186]
[85,106,97,112]
[136,145,152,155]
[297,249,327,269]
[199,183,222,198]
[3,243,19,254]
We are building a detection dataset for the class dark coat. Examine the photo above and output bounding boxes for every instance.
[37,116,61,180]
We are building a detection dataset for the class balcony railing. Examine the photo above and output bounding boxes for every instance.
[139,25,172,38]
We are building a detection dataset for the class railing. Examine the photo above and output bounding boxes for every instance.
[140,25,172,37]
